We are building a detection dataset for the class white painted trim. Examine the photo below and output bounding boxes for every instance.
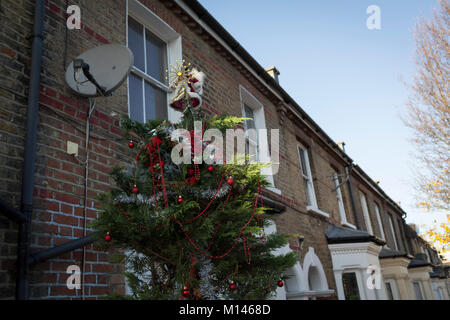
[303,247,330,291]
[359,191,373,235]
[239,85,280,193]
[127,0,183,123]
[384,278,400,300]
[342,221,357,229]
[388,214,399,251]
[306,205,330,218]
[297,144,319,210]
[374,202,386,241]
[333,172,350,225]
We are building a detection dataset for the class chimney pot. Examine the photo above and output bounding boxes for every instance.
[266,66,280,83]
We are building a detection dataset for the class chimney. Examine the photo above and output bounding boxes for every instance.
[337,141,346,152]
[266,66,280,84]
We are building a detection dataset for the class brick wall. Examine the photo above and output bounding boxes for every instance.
[0,0,413,300]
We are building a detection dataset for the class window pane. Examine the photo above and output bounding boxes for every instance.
[413,282,423,300]
[144,81,167,121]
[129,74,144,123]
[245,139,258,162]
[385,282,394,300]
[298,148,308,176]
[128,17,145,71]
[146,29,167,83]
[304,180,312,206]
[243,104,256,130]
[342,273,360,300]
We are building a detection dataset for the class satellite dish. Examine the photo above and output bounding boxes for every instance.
[65,44,133,97]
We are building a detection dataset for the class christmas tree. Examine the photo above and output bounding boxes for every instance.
[92,63,297,300]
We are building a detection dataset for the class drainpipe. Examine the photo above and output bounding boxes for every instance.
[345,163,361,230]
[16,0,45,300]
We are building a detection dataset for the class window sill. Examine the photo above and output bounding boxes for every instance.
[342,221,357,229]
[266,186,282,195]
[306,206,329,218]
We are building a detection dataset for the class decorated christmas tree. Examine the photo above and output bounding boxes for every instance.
[92,63,297,300]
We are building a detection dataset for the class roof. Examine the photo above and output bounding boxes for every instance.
[408,253,432,269]
[379,247,410,259]
[326,224,385,246]
[430,266,447,279]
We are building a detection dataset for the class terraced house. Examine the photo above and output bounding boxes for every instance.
[0,0,448,300]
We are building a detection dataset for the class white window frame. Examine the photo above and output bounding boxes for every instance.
[373,202,385,240]
[239,86,280,194]
[297,144,328,218]
[333,172,355,229]
[126,0,183,124]
[412,281,424,300]
[359,191,373,235]
[388,214,399,251]
[384,279,399,300]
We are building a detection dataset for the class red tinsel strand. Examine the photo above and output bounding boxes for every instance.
[156,142,169,208]
[207,222,222,251]
[177,173,226,225]
[172,184,261,260]
[194,164,200,181]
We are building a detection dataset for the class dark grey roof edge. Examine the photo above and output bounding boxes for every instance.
[326,224,386,246]
[379,247,412,260]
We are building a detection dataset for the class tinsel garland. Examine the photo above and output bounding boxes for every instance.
[114,184,232,206]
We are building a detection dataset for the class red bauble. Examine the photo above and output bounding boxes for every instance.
[182,287,190,297]
[188,176,197,185]
[277,280,284,287]
[187,168,194,175]
[208,166,214,173]
[226,177,234,186]
[104,233,111,242]
[229,281,237,291]
[128,140,135,149]
[177,196,184,204]
[132,186,139,194]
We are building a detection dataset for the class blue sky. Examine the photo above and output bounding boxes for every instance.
[198,0,446,232]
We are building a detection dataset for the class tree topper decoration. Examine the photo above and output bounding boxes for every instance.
[166,60,206,111]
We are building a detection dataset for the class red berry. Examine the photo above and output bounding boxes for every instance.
[104,234,111,242]
[177,196,184,204]
[182,288,190,297]
[128,141,134,148]
[208,166,214,173]
[277,280,284,287]
[227,177,234,186]
[229,282,237,291]
[188,169,194,175]
[132,186,139,194]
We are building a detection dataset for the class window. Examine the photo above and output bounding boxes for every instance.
[359,191,373,235]
[388,214,399,250]
[128,17,168,123]
[342,273,361,300]
[298,145,317,208]
[243,104,259,162]
[385,282,394,300]
[240,86,280,194]
[127,0,182,123]
[373,203,385,240]
[413,282,424,300]
[333,172,354,228]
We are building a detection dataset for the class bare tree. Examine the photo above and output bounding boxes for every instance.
[404,0,449,211]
